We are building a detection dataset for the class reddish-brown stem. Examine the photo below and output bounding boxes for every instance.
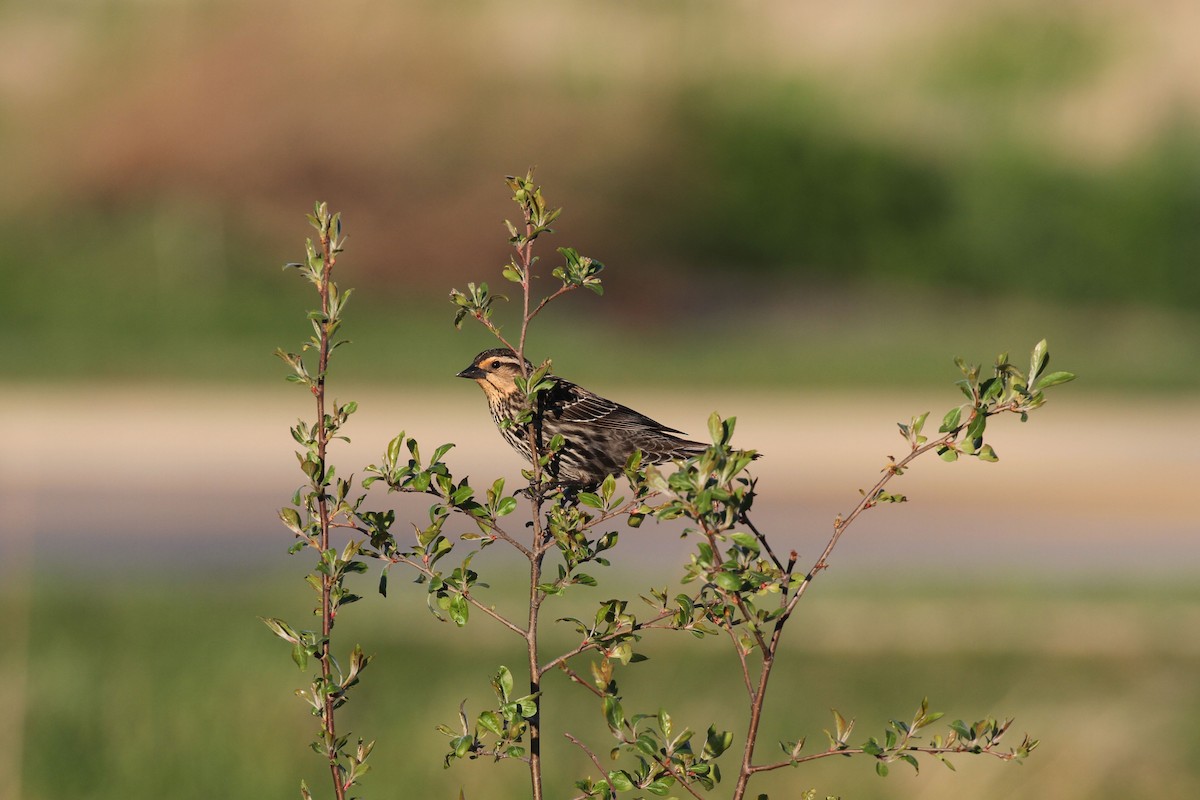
[725,404,1026,799]
[783,404,1020,621]
[564,732,609,784]
[529,284,574,322]
[510,209,547,800]
[315,228,347,800]
[723,625,755,700]
[559,665,605,699]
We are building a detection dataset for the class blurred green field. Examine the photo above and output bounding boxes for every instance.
[6,574,1198,800]
[6,205,1199,391]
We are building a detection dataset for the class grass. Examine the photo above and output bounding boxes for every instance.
[5,204,1200,392]
[5,574,1198,799]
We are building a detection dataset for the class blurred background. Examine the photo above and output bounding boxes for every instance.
[2,1,1197,798]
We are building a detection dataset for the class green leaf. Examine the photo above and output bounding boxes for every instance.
[659,708,673,739]
[608,771,635,792]
[604,696,625,733]
[708,412,723,444]
[646,776,675,796]
[291,641,307,670]
[516,697,538,718]
[578,492,603,509]
[448,595,469,627]
[703,725,732,758]
[278,507,303,533]
[260,616,300,644]
[1029,339,1049,384]
[938,406,963,433]
[495,666,514,702]
[1034,371,1076,390]
[729,532,759,551]
[964,412,986,442]
[714,571,743,591]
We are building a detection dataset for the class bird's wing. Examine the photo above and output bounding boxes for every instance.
[545,380,688,434]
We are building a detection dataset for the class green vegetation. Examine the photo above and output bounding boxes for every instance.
[9,576,1199,799]
[651,86,1200,310]
[5,204,1199,389]
[2,2,1198,389]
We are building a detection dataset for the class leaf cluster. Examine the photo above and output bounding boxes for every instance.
[438,666,539,767]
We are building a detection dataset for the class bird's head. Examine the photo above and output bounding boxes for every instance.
[456,348,532,400]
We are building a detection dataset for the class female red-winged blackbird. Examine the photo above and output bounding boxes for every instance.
[457,348,708,488]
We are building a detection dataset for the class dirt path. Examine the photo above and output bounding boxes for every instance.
[3,385,1195,575]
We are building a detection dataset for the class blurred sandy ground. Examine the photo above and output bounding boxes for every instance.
[2,383,1194,579]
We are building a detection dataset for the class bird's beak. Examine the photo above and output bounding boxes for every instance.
[457,364,485,380]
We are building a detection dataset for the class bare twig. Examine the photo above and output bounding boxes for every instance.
[565,732,609,779]
[723,625,755,700]
[558,665,605,699]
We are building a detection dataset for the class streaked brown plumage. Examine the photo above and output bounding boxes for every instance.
[456,348,707,487]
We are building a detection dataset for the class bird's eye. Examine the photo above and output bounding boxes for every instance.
[485,360,497,371]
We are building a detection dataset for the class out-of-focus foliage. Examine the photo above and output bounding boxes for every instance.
[3,0,1198,385]
[12,578,1200,800]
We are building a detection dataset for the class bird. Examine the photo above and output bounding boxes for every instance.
[456,348,708,488]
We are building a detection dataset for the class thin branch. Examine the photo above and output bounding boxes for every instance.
[462,591,528,637]
[749,743,1027,773]
[723,624,755,700]
[558,665,605,699]
[645,756,706,800]
[741,512,784,574]
[474,315,519,355]
[385,487,535,558]
[564,732,609,781]
[784,424,965,619]
[469,517,533,558]
[528,284,574,322]
[540,600,693,677]
[369,551,528,637]
[729,593,769,656]
[540,640,596,679]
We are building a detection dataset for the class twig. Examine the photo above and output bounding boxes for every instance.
[564,732,609,780]
[741,512,784,574]
[385,554,528,637]
[723,624,755,700]
[749,742,1025,773]
[558,665,605,699]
